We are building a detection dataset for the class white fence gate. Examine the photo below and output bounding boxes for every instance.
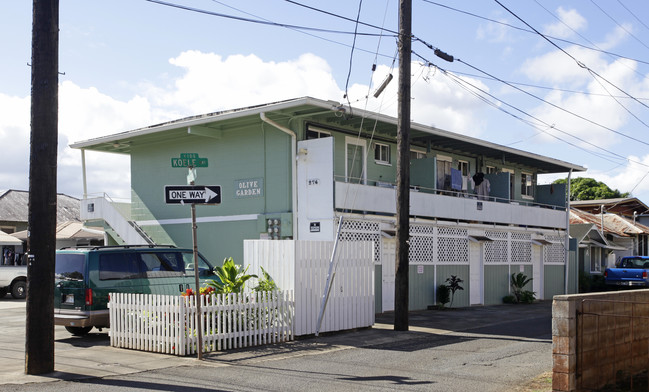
[244,240,375,336]
[109,290,294,356]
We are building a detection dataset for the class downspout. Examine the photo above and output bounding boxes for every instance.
[564,169,572,294]
[81,148,88,199]
[260,113,298,239]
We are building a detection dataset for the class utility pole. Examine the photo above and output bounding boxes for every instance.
[26,0,59,375]
[394,0,411,331]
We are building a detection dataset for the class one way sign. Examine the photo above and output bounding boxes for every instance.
[165,185,221,205]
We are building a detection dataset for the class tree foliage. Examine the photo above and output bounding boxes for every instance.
[553,177,629,201]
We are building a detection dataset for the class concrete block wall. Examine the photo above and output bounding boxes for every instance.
[553,289,649,392]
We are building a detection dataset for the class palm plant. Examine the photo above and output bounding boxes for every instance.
[510,272,534,303]
[207,257,257,294]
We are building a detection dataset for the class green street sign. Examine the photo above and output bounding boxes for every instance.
[171,153,208,168]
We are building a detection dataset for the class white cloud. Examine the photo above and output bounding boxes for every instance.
[579,154,649,198]
[349,64,489,136]
[543,7,587,39]
[476,18,510,43]
[155,51,343,114]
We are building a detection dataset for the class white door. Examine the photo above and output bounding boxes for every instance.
[345,136,366,184]
[382,238,396,312]
[533,244,543,299]
[469,241,483,305]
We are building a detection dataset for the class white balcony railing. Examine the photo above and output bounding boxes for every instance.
[334,181,568,229]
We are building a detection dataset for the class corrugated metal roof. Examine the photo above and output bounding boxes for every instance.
[569,208,649,237]
[0,190,80,223]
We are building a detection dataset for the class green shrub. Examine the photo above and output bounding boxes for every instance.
[503,295,516,304]
[445,275,464,307]
[437,284,450,308]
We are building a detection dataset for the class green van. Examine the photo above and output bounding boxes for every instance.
[54,245,217,336]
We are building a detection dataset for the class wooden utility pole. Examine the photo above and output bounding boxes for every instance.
[394,0,411,331]
[26,0,59,374]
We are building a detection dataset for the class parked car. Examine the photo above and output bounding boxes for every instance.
[54,245,218,336]
[604,256,649,287]
[0,265,27,299]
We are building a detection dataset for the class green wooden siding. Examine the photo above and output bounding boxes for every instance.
[128,121,292,265]
[484,265,510,305]
[544,265,566,299]
[408,265,435,310]
[435,265,470,308]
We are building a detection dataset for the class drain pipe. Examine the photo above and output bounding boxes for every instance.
[260,113,297,239]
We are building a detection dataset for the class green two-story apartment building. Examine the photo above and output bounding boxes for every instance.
[72,97,585,310]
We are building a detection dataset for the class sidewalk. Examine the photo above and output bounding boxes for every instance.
[0,298,552,386]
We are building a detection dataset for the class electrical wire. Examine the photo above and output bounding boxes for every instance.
[420,0,649,67]
[413,51,648,169]
[145,0,391,37]
[589,0,649,52]
[492,0,649,112]
[454,58,649,147]
[343,0,364,108]
[617,0,649,33]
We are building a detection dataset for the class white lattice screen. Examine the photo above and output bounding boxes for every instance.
[511,232,532,264]
[544,234,566,264]
[338,218,381,264]
[485,230,509,264]
[409,224,434,263]
[436,227,469,264]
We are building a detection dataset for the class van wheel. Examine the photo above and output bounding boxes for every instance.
[0,288,7,298]
[65,326,93,336]
[11,281,26,299]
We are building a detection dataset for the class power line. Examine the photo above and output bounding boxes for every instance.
[454,58,649,147]
[492,0,649,112]
[413,50,648,169]
[590,0,649,52]
[343,0,364,108]
[145,0,393,37]
[617,0,649,33]
[420,0,649,67]
[532,0,647,81]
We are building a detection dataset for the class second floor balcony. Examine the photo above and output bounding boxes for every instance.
[334,176,568,230]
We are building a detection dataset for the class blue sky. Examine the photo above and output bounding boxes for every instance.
[2,0,649,205]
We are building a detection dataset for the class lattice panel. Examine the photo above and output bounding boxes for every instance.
[486,230,508,240]
[544,235,566,264]
[410,224,435,235]
[511,232,531,241]
[437,237,469,263]
[338,219,381,264]
[438,227,468,237]
[511,240,532,264]
[409,234,434,263]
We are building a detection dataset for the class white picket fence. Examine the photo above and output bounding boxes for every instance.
[245,240,375,336]
[109,290,294,356]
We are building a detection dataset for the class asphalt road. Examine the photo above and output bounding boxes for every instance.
[0,297,553,392]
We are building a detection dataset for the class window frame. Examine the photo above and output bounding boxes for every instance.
[521,172,534,199]
[374,142,391,165]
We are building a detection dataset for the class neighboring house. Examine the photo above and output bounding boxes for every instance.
[12,221,105,250]
[0,189,104,254]
[70,97,586,310]
[570,199,649,280]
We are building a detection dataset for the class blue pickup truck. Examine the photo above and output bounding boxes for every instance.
[604,256,649,287]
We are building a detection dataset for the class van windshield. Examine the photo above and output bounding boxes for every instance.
[55,254,85,281]
[182,252,215,276]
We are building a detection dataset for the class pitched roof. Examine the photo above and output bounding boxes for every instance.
[571,198,649,218]
[0,190,80,223]
[569,208,649,237]
[12,221,104,241]
[70,96,586,174]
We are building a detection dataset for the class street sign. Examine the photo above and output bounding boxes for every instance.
[165,185,221,204]
[171,153,208,168]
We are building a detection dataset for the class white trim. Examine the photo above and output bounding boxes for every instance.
[345,136,367,184]
[137,213,259,226]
